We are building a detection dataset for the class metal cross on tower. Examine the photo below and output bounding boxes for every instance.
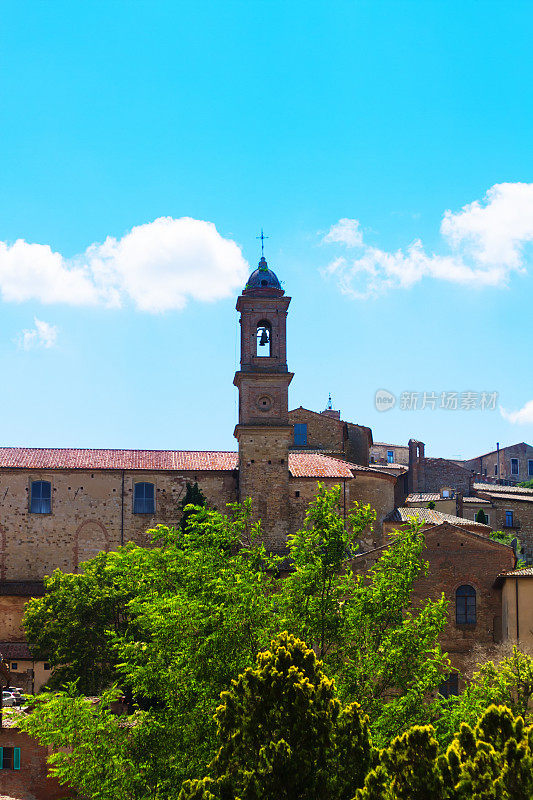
[256,228,269,257]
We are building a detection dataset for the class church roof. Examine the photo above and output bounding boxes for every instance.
[242,256,284,295]
[0,447,355,479]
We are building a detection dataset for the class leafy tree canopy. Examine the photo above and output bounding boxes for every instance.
[22,484,450,796]
[179,632,373,800]
[357,704,533,800]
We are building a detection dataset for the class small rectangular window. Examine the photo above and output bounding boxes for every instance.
[294,423,308,447]
[505,510,514,527]
[511,458,519,475]
[387,450,394,463]
[494,464,498,475]
[30,480,51,514]
[133,482,155,514]
[44,662,51,670]
[11,662,17,670]
[438,672,459,699]
[528,460,533,477]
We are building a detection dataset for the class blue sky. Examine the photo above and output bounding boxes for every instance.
[1,1,532,459]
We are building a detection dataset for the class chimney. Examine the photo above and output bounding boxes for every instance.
[408,439,419,492]
[417,441,426,491]
[456,491,463,518]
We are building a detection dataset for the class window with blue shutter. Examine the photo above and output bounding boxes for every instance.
[133,482,155,514]
[0,746,20,769]
[505,510,514,527]
[294,423,308,446]
[30,480,52,514]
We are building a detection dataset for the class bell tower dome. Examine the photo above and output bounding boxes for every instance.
[233,255,293,551]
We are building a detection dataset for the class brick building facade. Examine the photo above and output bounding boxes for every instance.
[0,716,73,800]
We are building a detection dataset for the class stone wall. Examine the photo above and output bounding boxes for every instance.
[0,468,237,581]
[236,427,292,553]
[289,408,344,452]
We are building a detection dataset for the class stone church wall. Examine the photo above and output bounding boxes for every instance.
[0,468,237,581]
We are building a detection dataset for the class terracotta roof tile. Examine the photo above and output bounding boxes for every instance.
[463,496,492,505]
[0,448,354,480]
[369,463,408,471]
[405,493,442,502]
[288,454,354,478]
[474,482,533,495]
[0,448,238,472]
[385,507,491,529]
[0,581,45,597]
[0,642,32,659]
[498,567,533,578]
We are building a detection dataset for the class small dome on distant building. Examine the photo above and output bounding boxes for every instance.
[242,257,284,296]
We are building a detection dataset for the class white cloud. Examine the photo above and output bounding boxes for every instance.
[322,218,363,248]
[18,318,58,350]
[501,400,533,425]
[0,217,249,313]
[322,183,533,298]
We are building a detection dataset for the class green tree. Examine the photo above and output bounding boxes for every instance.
[21,485,451,795]
[357,705,533,800]
[179,632,373,800]
[277,485,449,745]
[180,481,207,531]
[433,647,533,748]
[23,500,280,795]
[475,508,488,524]
[357,725,444,800]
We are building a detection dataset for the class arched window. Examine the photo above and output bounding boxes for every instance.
[30,480,51,514]
[256,320,271,357]
[456,584,476,625]
[133,482,155,514]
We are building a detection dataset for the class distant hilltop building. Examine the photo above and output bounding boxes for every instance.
[460,442,533,483]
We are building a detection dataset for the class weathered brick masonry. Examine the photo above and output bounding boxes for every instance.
[353,521,515,676]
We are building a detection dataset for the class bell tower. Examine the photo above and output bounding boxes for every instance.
[234,255,293,551]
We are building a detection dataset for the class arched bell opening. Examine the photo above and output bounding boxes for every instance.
[256,320,272,357]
